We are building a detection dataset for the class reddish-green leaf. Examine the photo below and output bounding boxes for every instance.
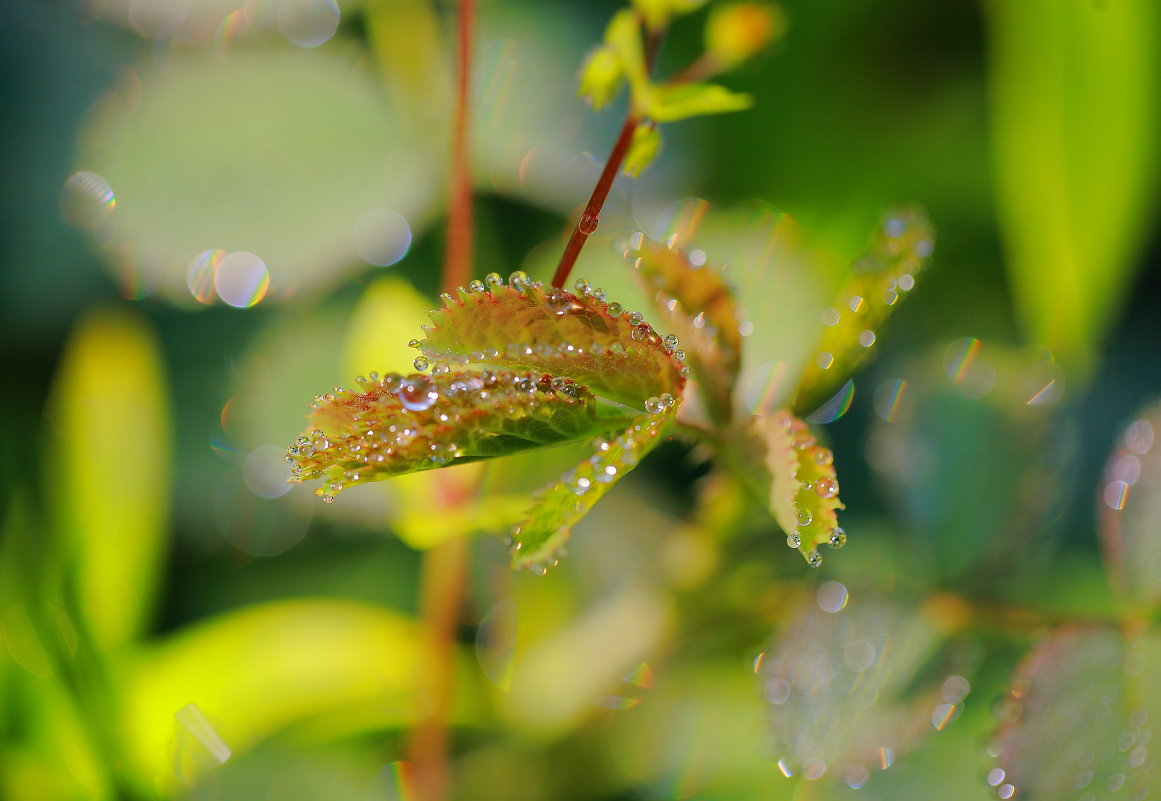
[1098,399,1161,614]
[287,369,637,502]
[630,238,741,423]
[506,402,679,571]
[991,627,1160,800]
[738,410,846,565]
[417,276,686,409]
[794,208,935,416]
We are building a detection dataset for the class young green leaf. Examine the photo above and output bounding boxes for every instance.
[1098,399,1161,615]
[643,82,754,123]
[417,277,687,409]
[630,238,742,423]
[793,208,934,416]
[578,45,625,110]
[507,402,678,571]
[739,410,845,564]
[623,124,662,178]
[991,627,1161,800]
[287,369,638,502]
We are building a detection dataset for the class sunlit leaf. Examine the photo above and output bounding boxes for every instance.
[630,237,741,422]
[991,627,1161,800]
[120,599,434,786]
[644,82,754,123]
[758,593,968,788]
[622,124,662,178]
[507,404,678,570]
[738,410,845,564]
[577,45,625,110]
[704,3,786,70]
[50,309,170,650]
[288,369,637,502]
[417,279,687,409]
[984,0,1161,379]
[793,208,934,416]
[1098,400,1161,615]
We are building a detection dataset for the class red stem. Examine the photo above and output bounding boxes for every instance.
[551,115,639,288]
[443,0,475,293]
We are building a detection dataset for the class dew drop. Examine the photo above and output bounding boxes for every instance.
[627,311,644,326]
[574,278,591,294]
[398,376,439,411]
[631,325,649,342]
[607,302,623,317]
[796,508,813,526]
[814,478,838,498]
[413,356,430,371]
[786,533,801,549]
[662,334,679,350]
[508,270,530,290]
[578,213,599,235]
[828,528,847,548]
[485,272,504,288]
[807,551,823,568]
[468,279,486,293]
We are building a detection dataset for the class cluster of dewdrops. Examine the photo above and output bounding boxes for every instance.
[504,412,671,576]
[408,271,689,396]
[286,368,591,502]
[780,413,846,568]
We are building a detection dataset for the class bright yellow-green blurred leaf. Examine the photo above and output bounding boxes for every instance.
[705,3,785,70]
[342,275,433,381]
[644,82,753,123]
[51,308,170,651]
[623,124,662,178]
[985,0,1161,378]
[578,45,625,110]
[120,599,425,787]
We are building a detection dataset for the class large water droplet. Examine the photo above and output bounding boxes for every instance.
[397,376,438,411]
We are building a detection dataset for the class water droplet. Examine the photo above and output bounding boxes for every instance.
[631,325,649,342]
[627,311,644,326]
[673,349,685,361]
[607,302,623,317]
[578,213,598,235]
[397,376,438,411]
[816,352,834,370]
[662,334,679,350]
[848,295,865,313]
[574,278,591,294]
[413,356,430,372]
[468,279,486,293]
[645,396,663,415]
[807,550,823,568]
[485,272,504,288]
[508,270,530,290]
[786,533,801,549]
[858,330,876,348]
[899,273,915,291]
[997,783,1015,800]
[796,508,813,526]
[986,768,1006,787]
[828,528,847,548]
[814,477,838,498]
[574,476,592,495]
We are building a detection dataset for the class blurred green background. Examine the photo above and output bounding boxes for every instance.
[2,0,1160,799]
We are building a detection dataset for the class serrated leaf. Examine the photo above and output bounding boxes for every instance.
[418,281,686,409]
[793,208,935,416]
[507,403,678,570]
[738,410,845,564]
[758,595,960,786]
[1098,400,1161,614]
[643,82,753,123]
[630,238,741,423]
[287,369,637,501]
[991,627,1160,801]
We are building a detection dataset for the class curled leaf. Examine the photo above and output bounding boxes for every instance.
[739,410,845,564]
[1098,400,1161,614]
[630,237,741,422]
[507,402,679,571]
[287,369,636,502]
[417,277,686,409]
[794,208,935,416]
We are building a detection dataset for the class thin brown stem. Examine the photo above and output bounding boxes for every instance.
[442,0,475,293]
[408,2,475,799]
[551,115,639,288]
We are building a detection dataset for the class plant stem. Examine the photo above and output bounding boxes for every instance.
[443,0,475,293]
[551,115,640,288]
[407,3,475,800]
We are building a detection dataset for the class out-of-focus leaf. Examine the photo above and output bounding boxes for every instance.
[577,45,625,110]
[644,82,754,123]
[75,46,438,304]
[418,279,686,409]
[757,594,968,789]
[630,237,741,422]
[737,410,845,564]
[991,627,1160,800]
[51,308,170,650]
[793,208,934,416]
[985,0,1161,378]
[704,3,785,70]
[867,340,1072,582]
[502,582,672,734]
[508,405,677,570]
[120,599,428,786]
[622,124,662,178]
[632,0,709,32]
[288,369,636,501]
[1098,400,1161,615]
[603,9,649,101]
